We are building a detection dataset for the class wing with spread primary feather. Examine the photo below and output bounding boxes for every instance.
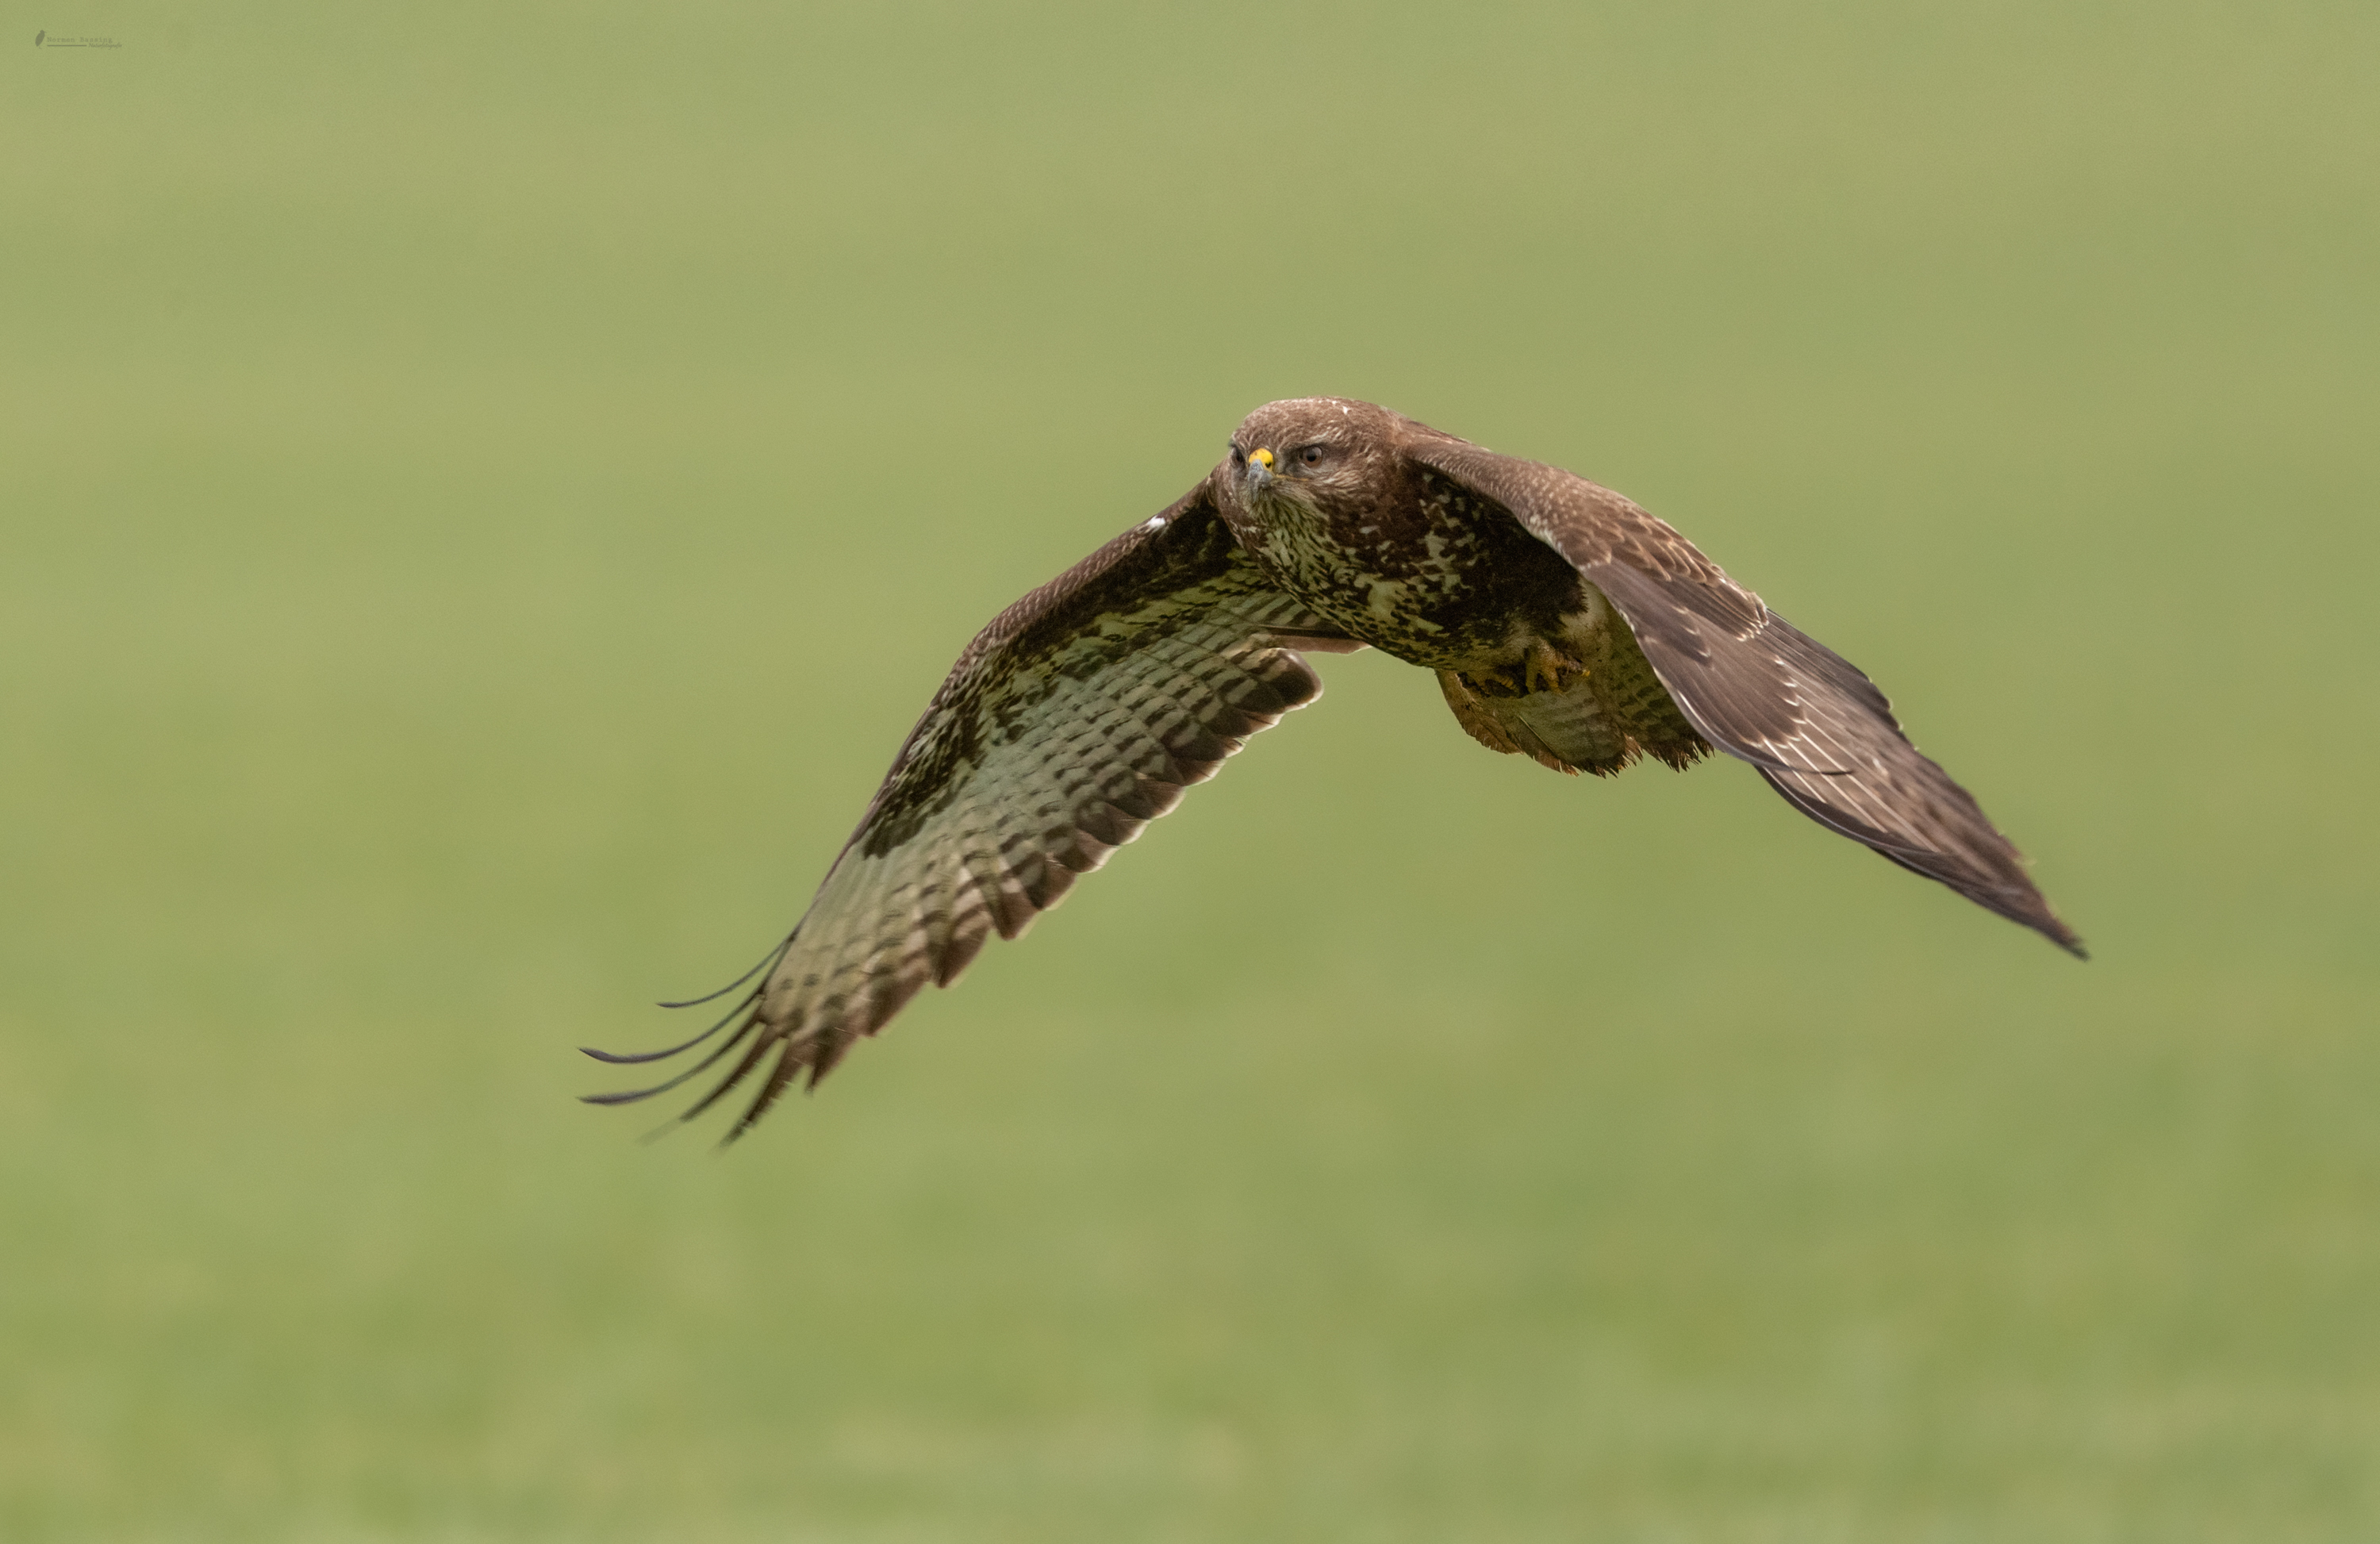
[585,480,1358,1138]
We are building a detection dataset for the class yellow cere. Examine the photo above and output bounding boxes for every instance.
[1250,447,1274,467]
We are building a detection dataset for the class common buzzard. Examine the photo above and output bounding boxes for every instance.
[589,398,2082,1139]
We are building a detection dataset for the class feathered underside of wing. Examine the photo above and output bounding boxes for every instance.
[585,482,1357,1139]
[1403,436,2083,957]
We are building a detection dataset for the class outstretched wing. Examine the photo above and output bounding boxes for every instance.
[586,480,1359,1139]
[1407,437,2083,956]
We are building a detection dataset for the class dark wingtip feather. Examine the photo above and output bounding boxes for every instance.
[714,1042,811,1147]
[2038,919,2089,959]
[1964,881,2086,958]
[1983,890,2086,958]
[1979,875,2086,959]
[578,992,756,1065]
[672,1022,782,1127]
[581,1086,670,1107]
[582,1013,762,1106]
[654,935,794,1009]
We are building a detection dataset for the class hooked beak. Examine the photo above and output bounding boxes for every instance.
[1245,446,1275,493]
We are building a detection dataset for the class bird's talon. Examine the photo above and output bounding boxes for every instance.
[1524,641,1587,695]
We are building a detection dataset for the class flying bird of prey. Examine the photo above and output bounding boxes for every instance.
[589,398,2081,1139]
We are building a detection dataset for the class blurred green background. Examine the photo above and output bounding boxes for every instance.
[6,2,2377,1538]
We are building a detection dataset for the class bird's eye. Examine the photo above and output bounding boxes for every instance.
[1299,444,1326,467]
[1229,443,1245,463]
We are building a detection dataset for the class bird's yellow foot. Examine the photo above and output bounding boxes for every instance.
[1523,640,1588,695]
[1468,665,1521,697]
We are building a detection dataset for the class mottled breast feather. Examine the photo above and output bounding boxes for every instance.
[587,482,1356,1138]
[1404,436,2084,956]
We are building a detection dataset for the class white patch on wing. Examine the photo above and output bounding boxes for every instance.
[1142,515,1166,531]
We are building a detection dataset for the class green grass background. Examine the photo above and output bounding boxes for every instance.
[6,2,2378,1538]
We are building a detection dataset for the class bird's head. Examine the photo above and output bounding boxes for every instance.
[1225,397,1396,510]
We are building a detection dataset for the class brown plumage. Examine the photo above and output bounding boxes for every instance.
[588,397,2082,1140]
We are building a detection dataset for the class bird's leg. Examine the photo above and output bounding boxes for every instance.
[1523,639,1588,695]
[1464,640,1588,698]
